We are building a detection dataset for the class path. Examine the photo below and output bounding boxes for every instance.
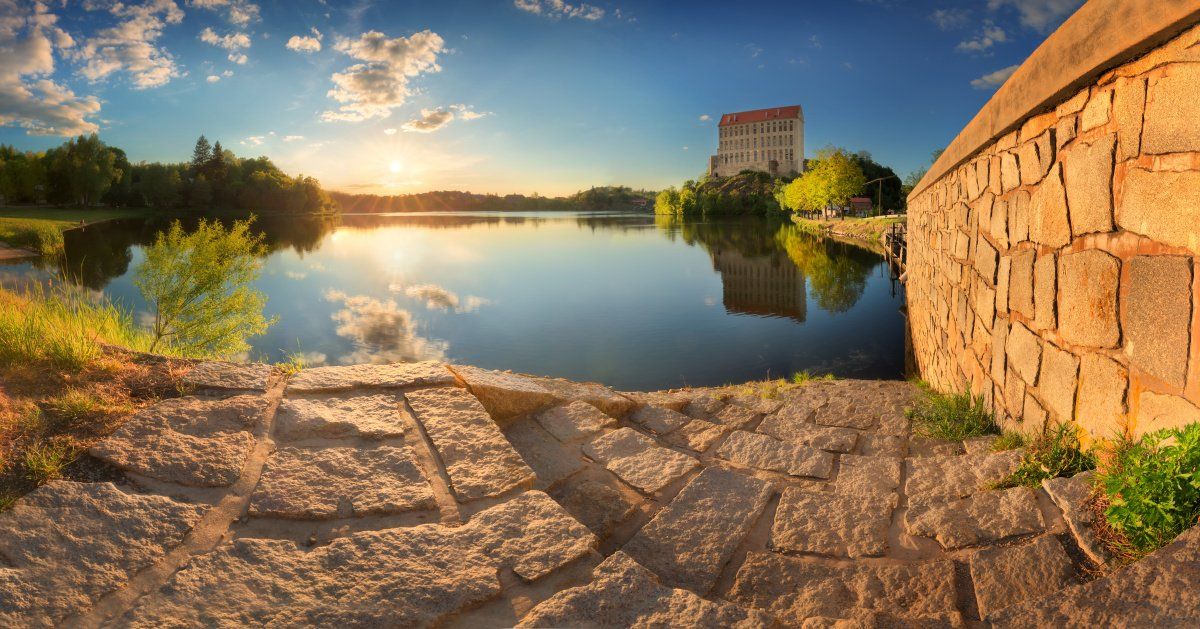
[0,360,1195,627]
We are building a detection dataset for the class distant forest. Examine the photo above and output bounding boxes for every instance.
[330,185,655,213]
[0,134,337,215]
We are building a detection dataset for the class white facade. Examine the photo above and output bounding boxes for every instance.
[710,105,805,178]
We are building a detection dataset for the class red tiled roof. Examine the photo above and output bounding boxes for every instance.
[719,105,802,126]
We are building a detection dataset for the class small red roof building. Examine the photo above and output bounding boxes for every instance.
[719,105,803,127]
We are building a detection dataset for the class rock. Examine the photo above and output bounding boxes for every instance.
[717,430,835,479]
[771,488,896,558]
[1063,134,1115,236]
[183,361,275,391]
[89,395,268,487]
[729,551,961,624]
[831,454,902,497]
[811,397,878,431]
[684,394,726,421]
[1029,163,1071,248]
[535,401,616,444]
[1033,252,1056,330]
[757,412,859,453]
[970,536,1078,619]
[1039,342,1079,423]
[286,360,454,392]
[1117,167,1200,255]
[504,419,587,488]
[663,418,727,452]
[517,552,771,628]
[905,449,1023,504]
[629,405,691,435]
[0,481,204,627]
[1113,77,1146,159]
[857,433,905,457]
[1142,64,1200,154]
[451,365,557,423]
[456,490,597,581]
[530,377,636,418]
[730,394,785,415]
[1058,249,1121,348]
[406,387,535,502]
[1042,472,1112,565]
[550,478,639,537]
[989,525,1200,627]
[1006,322,1042,387]
[248,446,436,519]
[1076,355,1128,441]
[1008,248,1036,319]
[1080,89,1111,131]
[582,427,698,495]
[713,403,762,430]
[905,487,1045,549]
[274,392,407,441]
[1124,256,1192,389]
[622,467,772,595]
[1135,391,1200,437]
[909,437,966,458]
[963,435,1000,454]
[625,391,692,412]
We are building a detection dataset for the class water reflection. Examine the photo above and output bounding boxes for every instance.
[324,289,447,364]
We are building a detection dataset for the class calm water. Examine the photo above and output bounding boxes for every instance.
[5,212,908,390]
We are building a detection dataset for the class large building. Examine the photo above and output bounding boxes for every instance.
[708,105,804,178]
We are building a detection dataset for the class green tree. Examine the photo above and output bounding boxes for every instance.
[137,163,181,209]
[190,135,213,177]
[782,147,866,216]
[134,217,275,357]
[44,134,120,206]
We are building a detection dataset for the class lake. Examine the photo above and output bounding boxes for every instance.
[4,211,909,391]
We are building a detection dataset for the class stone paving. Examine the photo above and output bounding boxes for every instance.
[0,360,1196,627]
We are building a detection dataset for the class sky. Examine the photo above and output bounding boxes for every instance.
[0,0,1086,196]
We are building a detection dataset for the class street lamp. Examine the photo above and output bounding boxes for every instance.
[864,174,901,215]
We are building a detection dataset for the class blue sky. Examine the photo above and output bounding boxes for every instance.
[0,0,1084,195]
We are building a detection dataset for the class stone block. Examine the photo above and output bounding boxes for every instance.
[1022,395,1048,434]
[1007,322,1042,387]
[1056,116,1077,151]
[976,283,996,327]
[954,230,970,259]
[628,405,690,435]
[184,361,275,391]
[997,255,1011,315]
[1018,140,1042,186]
[1113,77,1146,160]
[991,320,1008,384]
[969,536,1077,619]
[1056,89,1089,116]
[287,361,454,392]
[1135,391,1200,437]
[583,428,697,495]
[771,489,896,558]
[1143,64,1200,154]
[505,419,588,488]
[537,401,617,444]
[549,478,638,538]
[1001,152,1021,192]
[1009,248,1035,319]
[904,487,1045,550]
[1029,163,1071,247]
[831,453,902,497]
[1076,354,1128,440]
[1038,343,1079,423]
[274,392,407,441]
[1008,190,1030,243]
[1118,168,1200,254]
[1124,256,1192,388]
[663,418,726,452]
[1058,250,1121,348]
[1043,471,1112,566]
[452,366,557,423]
[716,430,834,479]
[975,237,998,285]
[991,198,1009,249]
[905,449,1023,505]
[1080,89,1112,131]
[1063,134,1115,236]
[990,154,1003,194]
[1033,252,1056,330]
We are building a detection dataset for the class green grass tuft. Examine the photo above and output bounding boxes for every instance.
[907,386,998,441]
[22,442,77,484]
[993,422,1096,488]
[791,370,837,385]
[991,431,1028,451]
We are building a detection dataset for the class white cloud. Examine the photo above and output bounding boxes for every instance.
[286,27,322,53]
[222,69,233,77]
[699,114,710,121]
[957,21,1007,53]
[971,64,1019,90]
[241,135,265,145]
[383,127,397,135]
[206,74,220,82]
[396,283,490,313]
[987,0,1083,31]
[809,34,822,48]
[228,52,247,64]
[321,29,446,122]
[199,26,250,51]
[745,43,763,58]
[187,0,260,27]
[929,8,970,30]
[513,0,604,21]
[283,134,303,141]
[0,1,102,136]
[400,104,488,133]
[75,0,184,89]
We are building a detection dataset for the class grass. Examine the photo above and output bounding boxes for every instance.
[907,383,999,441]
[791,370,838,385]
[22,442,77,484]
[0,207,150,257]
[993,422,1097,488]
[992,431,1028,451]
[1096,423,1200,559]
[276,348,309,377]
[0,206,150,225]
[792,214,905,243]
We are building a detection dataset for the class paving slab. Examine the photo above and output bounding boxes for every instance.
[248,446,436,519]
[684,394,726,421]
[729,394,785,415]
[905,449,1023,504]
[530,377,636,418]
[905,486,1045,549]
[716,430,835,479]
[771,488,897,558]
[712,403,762,430]
[273,392,407,441]
[182,361,275,391]
[813,398,879,430]
[535,401,615,443]
[456,490,597,581]
[628,404,691,435]
[857,433,906,457]
[452,365,557,422]
[969,535,1078,619]
[1042,471,1112,566]
[830,454,902,498]
[0,481,205,627]
[582,427,698,494]
[516,552,772,628]
[504,419,587,488]
[550,478,640,538]
[624,390,692,412]
[89,394,268,487]
[286,360,454,392]
[406,387,535,502]
[757,412,859,452]
[622,467,773,595]
[729,551,961,625]
[663,418,727,452]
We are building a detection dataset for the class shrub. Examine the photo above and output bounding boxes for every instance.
[1099,423,1200,556]
[0,285,152,371]
[907,385,998,441]
[994,422,1096,488]
[135,217,275,357]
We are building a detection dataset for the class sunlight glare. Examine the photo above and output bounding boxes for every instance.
[389,160,402,174]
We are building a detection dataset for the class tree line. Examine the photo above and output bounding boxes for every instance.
[330,185,655,214]
[0,135,337,215]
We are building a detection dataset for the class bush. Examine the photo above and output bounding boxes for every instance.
[907,384,998,441]
[994,422,1096,488]
[1099,423,1200,556]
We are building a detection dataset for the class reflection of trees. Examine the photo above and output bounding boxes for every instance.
[338,213,547,231]
[774,225,877,313]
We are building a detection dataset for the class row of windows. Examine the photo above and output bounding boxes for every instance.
[720,149,794,165]
[720,134,795,151]
[720,119,796,138]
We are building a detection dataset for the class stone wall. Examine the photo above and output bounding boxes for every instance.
[906,11,1200,443]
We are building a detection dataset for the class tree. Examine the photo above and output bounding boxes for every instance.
[134,217,275,357]
[137,163,181,209]
[190,135,212,176]
[782,147,866,217]
[189,174,213,208]
[43,134,120,206]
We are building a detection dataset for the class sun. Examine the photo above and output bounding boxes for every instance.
[389,160,402,174]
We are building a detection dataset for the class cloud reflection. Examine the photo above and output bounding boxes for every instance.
[324,290,447,364]
[391,282,490,313]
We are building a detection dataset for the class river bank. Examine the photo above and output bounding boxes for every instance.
[792,214,905,248]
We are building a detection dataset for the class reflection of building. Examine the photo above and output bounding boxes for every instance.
[710,247,807,322]
[710,105,805,178]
